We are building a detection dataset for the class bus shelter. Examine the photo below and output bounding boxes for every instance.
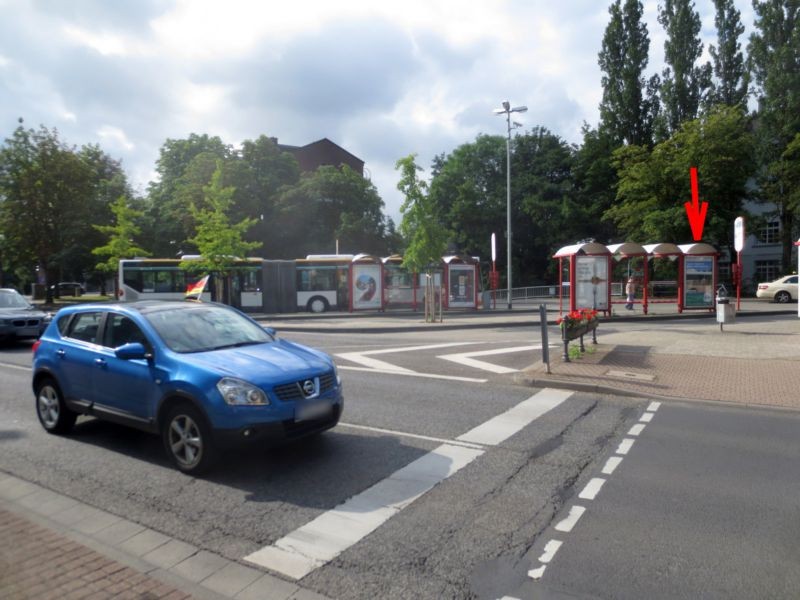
[349,254,383,312]
[382,255,416,309]
[642,243,682,313]
[442,255,480,309]
[553,243,612,315]
[607,242,649,314]
[679,243,718,312]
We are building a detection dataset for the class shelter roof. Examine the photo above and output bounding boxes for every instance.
[678,243,718,255]
[553,242,611,258]
[642,243,682,256]
[607,242,647,256]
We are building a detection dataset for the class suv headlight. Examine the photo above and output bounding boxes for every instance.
[333,362,341,386]
[217,377,269,406]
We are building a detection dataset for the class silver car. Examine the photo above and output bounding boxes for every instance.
[0,289,51,342]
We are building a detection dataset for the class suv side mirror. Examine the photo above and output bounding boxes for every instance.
[115,342,151,360]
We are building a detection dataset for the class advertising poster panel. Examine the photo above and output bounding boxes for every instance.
[351,264,382,310]
[575,256,609,310]
[448,264,476,307]
[684,256,714,308]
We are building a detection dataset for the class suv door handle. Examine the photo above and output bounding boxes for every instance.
[94,358,106,366]
[56,349,65,357]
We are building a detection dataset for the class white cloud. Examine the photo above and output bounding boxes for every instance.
[96,125,134,151]
[0,0,757,224]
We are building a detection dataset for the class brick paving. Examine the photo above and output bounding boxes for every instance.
[0,508,192,600]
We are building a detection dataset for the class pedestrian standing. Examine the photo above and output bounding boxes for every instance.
[625,277,637,310]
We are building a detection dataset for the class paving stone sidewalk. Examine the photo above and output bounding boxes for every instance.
[0,507,192,600]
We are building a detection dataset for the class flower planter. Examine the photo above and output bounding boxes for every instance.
[558,310,599,362]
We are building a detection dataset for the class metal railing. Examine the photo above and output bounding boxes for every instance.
[489,280,681,305]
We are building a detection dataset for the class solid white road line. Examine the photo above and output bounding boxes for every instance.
[437,345,544,374]
[244,443,484,579]
[0,362,31,372]
[244,388,573,580]
[456,388,573,446]
[578,478,606,501]
[554,505,586,533]
[602,456,624,475]
[616,438,635,455]
[336,342,475,373]
[338,422,486,450]
[338,365,488,383]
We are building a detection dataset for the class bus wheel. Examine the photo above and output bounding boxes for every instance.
[307,296,329,313]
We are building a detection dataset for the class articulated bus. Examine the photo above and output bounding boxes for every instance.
[118,254,481,313]
[117,257,262,305]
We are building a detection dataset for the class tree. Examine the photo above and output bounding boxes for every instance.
[145,134,232,256]
[657,0,713,137]
[274,165,391,258]
[607,106,754,251]
[598,0,660,146]
[428,135,506,264]
[573,124,620,244]
[513,127,580,282]
[0,123,95,300]
[183,164,261,303]
[396,155,449,321]
[92,196,150,295]
[748,0,800,268]
[707,0,749,108]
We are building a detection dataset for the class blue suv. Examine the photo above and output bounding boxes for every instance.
[32,301,343,474]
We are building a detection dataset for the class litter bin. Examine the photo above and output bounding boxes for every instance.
[716,288,735,331]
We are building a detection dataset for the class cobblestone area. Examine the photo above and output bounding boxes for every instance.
[0,508,192,600]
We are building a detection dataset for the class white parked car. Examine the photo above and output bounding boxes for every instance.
[756,275,798,303]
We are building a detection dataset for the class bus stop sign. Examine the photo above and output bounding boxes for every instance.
[734,217,745,252]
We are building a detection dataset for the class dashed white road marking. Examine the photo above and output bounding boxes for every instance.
[647,401,661,412]
[628,423,647,436]
[602,456,624,475]
[528,539,563,580]
[437,345,547,374]
[578,478,606,500]
[616,438,636,455]
[537,539,563,563]
[554,505,586,533]
[245,387,574,580]
[639,412,654,423]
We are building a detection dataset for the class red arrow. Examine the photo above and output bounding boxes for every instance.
[684,167,708,241]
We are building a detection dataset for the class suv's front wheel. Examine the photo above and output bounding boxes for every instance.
[35,378,77,434]
[162,403,216,475]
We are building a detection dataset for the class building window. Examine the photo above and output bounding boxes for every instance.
[759,219,780,244]
[754,260,781,283]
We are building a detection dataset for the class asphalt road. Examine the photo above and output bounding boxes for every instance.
[1,325,798,599]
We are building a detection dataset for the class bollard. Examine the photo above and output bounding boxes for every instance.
[539,304,550,374]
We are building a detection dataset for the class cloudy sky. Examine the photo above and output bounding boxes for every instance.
[0,0,755,223]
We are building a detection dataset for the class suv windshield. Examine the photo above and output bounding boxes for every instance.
[0,290,32,310]
[144,304,272,353]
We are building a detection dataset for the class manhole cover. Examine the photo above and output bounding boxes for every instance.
[605,370,655,382]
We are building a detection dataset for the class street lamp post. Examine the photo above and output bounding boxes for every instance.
[494,100,527,309]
